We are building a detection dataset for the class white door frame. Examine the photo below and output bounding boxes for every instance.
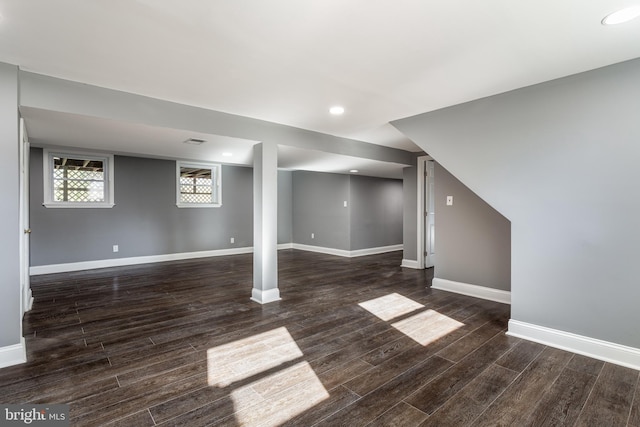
[416,155,434,270]
[425,160,435,268]
[19,117,33,315]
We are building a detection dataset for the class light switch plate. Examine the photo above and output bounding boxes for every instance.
[446,196,453,206]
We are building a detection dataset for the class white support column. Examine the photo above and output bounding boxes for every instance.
[252,142,280,304]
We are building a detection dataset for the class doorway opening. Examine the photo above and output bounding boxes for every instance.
[417,156,435,270]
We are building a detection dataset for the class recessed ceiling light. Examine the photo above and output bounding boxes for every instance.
[183,138,206,145]
[329,106,345,115]
[222,152,233,157]
[349,169,359,173]
[602,5,640,25]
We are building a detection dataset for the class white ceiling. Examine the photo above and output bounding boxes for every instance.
[2,0,640,177]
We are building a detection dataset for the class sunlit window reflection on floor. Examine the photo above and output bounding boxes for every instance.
[392,309,464,346]
[358,292,425,321]
[207,327,329,426]
[359,293,464,346]
[207,327,303,387]
[233,361,329,425]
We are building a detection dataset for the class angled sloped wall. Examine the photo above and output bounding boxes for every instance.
[434,162,511,292]
[392,59,640,356]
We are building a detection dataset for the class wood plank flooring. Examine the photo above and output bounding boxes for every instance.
[1,250,639,426]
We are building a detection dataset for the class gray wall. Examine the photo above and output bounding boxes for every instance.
[350,175,403,250]
[0,63,20,347]
[30,149,255,265]
[393,58,640,348]
[292,170,403,251]
[402,164,418,261]
[31,152,399,265]
[435,163,511,291]
[292,171,350,250]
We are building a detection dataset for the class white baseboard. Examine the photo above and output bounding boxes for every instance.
[350,244,403,257]
[291,243,402,258]
[251,287,281,304]
[29,243,399,275]
[431,277,511,305]
[291,244,350,257]
[0,337,26,369]
[507,320,640,371]
[30,247,256,275]
[401,259,420,269]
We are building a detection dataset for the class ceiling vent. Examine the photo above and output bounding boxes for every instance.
[183,138,207,145]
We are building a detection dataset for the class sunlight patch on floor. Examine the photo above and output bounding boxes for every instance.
[207,327,329,426]
[358,292,425,321]
[359,293,463,346]
[392,309,464,346]
[233,361,329,426]
[207,326,304,387]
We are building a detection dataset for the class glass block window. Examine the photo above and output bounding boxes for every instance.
[176,162,221,207]
[43,150,114,208]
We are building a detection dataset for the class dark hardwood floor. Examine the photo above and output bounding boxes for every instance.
[1,250,638,426]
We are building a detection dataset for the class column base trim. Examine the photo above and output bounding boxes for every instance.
[251,288,281,304]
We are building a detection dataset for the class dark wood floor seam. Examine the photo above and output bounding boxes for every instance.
[464,363,527,426]
[627,374,640,425]
[146,408,156,426]
[573,357,605,425]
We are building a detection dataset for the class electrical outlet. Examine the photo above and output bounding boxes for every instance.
[230,237,235,244]
[112,245,119,253]
[446,196,453,206]
[344,201,348,207]
[311,233,315,239]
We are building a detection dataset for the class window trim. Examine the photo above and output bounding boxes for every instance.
[176,161,222,208]
[43,149,115,208]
